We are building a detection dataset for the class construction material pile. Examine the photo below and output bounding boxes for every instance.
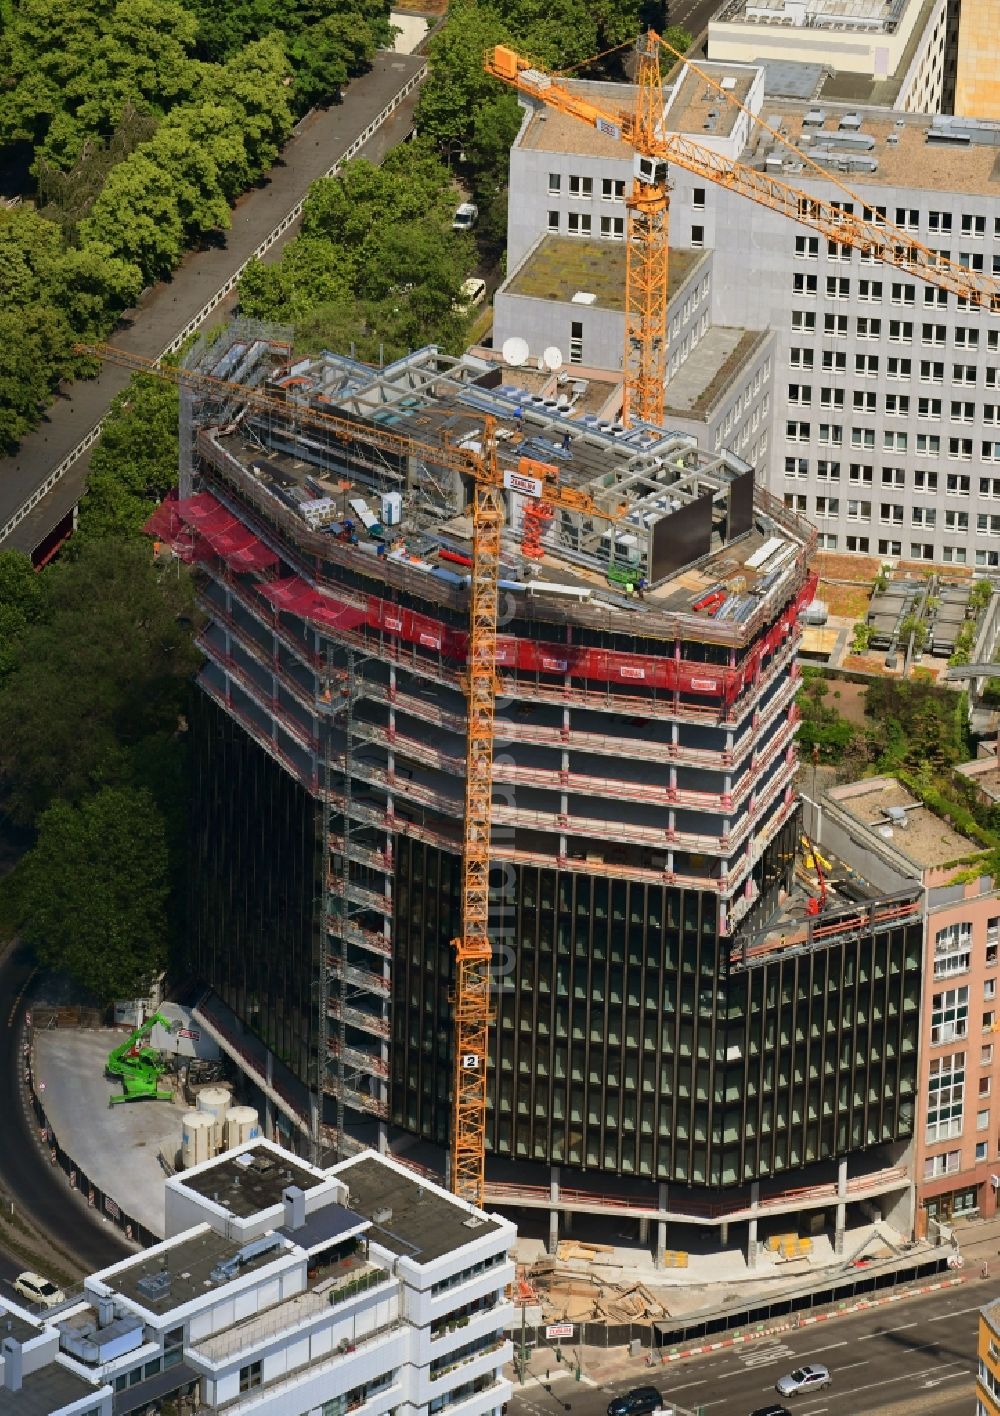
[522,1243,671,1324]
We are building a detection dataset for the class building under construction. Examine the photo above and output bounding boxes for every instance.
[151,321,923,1257]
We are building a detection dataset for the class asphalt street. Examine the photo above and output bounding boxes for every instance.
[510,1282,990,1416]
[667,0,726,45]
[0,942,131,1274]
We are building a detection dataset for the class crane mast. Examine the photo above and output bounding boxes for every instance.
[78,342,624,1209]
[487,32,1000,426]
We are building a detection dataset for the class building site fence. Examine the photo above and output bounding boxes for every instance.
[21,1020,160,1250]
[648,1249,952,1350]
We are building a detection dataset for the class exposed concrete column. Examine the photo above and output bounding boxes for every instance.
[548,1166,560,1255]
[747,1182,760,1270]
[639,1217,650,1245]
[835,1157,847,1255]
[721,1219,729,1247]
[656,1183,668,1269]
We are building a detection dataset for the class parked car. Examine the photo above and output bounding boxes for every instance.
[452,201,479,232]
[775,1364,830,1397]
[14,1271,66,1308]
[750,1405,793,1416]
[607,1386,664,1416]
[454,277,487,314]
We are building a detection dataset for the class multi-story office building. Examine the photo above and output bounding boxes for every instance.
[145,324,928,1257]
[0,1139,515,1416]
[494,58,1000,568]
[821,777,1000,1228]
[708,0,952,116]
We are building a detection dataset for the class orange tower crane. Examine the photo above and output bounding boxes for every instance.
[76,341,624,1206]
[487,33,1000,427]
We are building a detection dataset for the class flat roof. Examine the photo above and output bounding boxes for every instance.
[665,64,756,140]
[506,236,705,309]
[715,0,914,32]
[335,1156,502,1265]
[0,1363,101,1416]
[828,777,978,869]
[664,327,769,418]
[519,80,635,158]
[102,1227,290,1311]
[761,102,1000,195]
[0,1307,41,1344]
[177,1145,325,1218]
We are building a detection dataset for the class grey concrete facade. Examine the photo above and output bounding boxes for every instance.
[501,63,1000,567]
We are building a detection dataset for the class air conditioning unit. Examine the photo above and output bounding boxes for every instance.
[991,1175,1000,1189]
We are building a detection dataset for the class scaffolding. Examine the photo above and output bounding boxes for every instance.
[321,645,393,1154]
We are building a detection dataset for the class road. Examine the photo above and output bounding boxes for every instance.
[0,50,425,559]
[0,942,131,1273]
[668,0,726,46]
[510,1283,989,1416]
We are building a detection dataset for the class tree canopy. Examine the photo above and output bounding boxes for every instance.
[239,140,476,361]
[0,0,390,449]
[18,787,170,1003]
[0,536,199,823]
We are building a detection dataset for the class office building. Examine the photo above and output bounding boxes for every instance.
[0,1139,515,1416]
[495,58,1000,569]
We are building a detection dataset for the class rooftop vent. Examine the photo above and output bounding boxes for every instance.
[721,76,737,91]
[372,1207,393,1225]
[839,112,862,130]
[136,1271,172,1303]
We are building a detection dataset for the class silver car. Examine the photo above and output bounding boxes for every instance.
[775,1364,830,1397]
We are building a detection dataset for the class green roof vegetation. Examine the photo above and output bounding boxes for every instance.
[507,236,704,309]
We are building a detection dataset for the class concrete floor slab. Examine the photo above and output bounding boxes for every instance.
[34,1029,181,1238]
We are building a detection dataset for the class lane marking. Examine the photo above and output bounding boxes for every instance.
[801,1340,849,1356]
[926,1302,986,1322]
[860,1322,918,1339]
[661,1380,706,1393]
[799,1407,829,1415]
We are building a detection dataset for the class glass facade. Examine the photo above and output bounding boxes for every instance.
[190,692,322,1088]
[392,815,921,1188]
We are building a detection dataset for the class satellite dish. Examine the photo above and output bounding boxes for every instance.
[543,346,564,372]
[502,336,529,367]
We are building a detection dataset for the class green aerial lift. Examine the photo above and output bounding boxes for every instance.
[106,1012,175,1106]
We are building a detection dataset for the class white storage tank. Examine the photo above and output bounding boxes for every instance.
[381,491,402,527]
[197,1085,233,1153]
[182,1111,214,1170]
[225,1105,260,1150]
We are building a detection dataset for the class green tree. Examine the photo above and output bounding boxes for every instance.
[416,1,515,164]
[0,537,199,823]
[0,303,72,452]
[75,374,180,542]
[0,551,44,686]
[80,148,186,280]
[49,242,143,339]
[19,787,170,1003]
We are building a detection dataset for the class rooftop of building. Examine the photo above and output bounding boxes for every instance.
[174,1142,327,1218]
[755,100,1000,194]
[177,325,814,645]
[0,1363,101,1416]
[713,0,914,34]
[97,1225,290,1312]
[505,237,705,309]
[826,776,980,870]
[664,328,770,419]
[956,754,1000,805]
[664,63,758,140]
[332,1155,502,1265]
[0,1309,41,1345]
[517,64,755,157]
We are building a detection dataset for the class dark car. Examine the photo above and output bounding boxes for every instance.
[750,1406,793,1416]
[607,1387,663,1416]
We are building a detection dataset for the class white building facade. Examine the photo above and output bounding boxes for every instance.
[0,1142,515,1416]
